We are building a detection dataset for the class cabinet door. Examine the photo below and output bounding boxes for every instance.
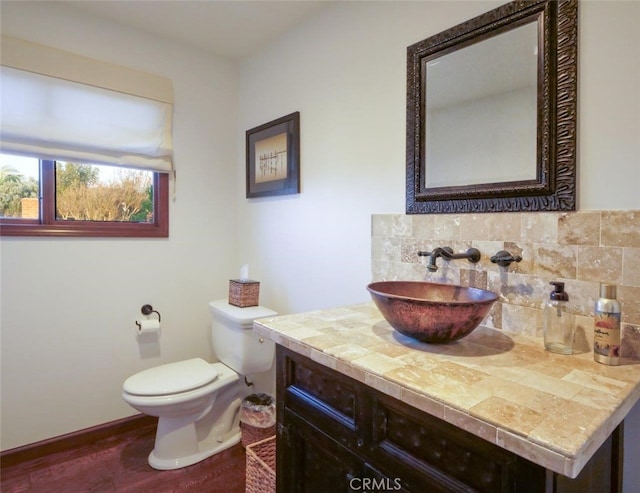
[277,343,362,451]
[278,409,364,493]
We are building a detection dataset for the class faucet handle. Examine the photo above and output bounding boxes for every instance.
[490,250,522,268]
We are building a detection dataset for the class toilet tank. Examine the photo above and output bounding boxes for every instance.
[208,299,278,375]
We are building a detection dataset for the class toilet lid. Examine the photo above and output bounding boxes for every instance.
[123,358,219,396]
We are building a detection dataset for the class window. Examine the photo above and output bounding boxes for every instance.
[0,153,168,237]
[0,36,174,237]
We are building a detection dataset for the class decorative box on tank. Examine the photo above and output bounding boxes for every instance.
[228,279,260,307]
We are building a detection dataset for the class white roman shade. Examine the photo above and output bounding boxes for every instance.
[0,36,174,173]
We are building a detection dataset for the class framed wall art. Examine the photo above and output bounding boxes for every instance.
[246,112,300,198]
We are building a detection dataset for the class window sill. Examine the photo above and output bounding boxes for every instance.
[0,221,168,238]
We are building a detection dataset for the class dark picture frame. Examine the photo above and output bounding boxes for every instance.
[246,112,300,198]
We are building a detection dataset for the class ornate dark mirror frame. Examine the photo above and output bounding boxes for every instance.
[406,0,577,214]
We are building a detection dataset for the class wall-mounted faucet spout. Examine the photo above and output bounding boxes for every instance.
[417,247,481,272]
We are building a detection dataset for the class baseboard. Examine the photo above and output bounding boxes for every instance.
[0,414,157,469]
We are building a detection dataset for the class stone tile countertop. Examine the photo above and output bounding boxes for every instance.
[254,303,640,479]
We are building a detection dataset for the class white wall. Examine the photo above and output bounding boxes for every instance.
[0,2,240,450]
[236,0,640,311]
[579,0,640,210]
[236,1,500,315]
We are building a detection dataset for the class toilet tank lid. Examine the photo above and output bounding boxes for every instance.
[123,358,219,396]
[209,299,278,326]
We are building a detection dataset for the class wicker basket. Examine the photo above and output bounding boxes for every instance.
[241,422,276,448]
[229,279,260,307]
[245,436,275,493]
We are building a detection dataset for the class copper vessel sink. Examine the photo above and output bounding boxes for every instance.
[367,281,498,343]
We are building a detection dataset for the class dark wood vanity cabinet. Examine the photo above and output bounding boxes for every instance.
[275,346,622,493]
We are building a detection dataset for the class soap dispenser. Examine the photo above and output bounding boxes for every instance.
[543,281,575,354]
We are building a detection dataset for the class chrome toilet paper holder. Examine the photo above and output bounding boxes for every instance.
[135,304,161,329]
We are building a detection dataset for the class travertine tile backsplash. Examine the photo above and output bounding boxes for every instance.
[371,211,640,360]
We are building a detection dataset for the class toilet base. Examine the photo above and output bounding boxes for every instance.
[148,429,241,470]
[144,382,244,471]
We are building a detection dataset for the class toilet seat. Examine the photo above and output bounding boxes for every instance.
[123,358,219,396]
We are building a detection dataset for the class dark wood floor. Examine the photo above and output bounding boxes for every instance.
[1,420,246,493]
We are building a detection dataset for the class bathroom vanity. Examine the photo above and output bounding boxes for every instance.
[254,303,640,492]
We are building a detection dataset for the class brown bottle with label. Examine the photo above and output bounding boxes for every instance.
[593,283,621,366]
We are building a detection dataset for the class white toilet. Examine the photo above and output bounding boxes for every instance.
[122,300,277,470]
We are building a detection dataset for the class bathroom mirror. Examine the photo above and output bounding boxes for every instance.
[406,0,577,213]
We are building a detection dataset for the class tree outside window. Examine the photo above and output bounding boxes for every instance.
[0,153,168,237]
